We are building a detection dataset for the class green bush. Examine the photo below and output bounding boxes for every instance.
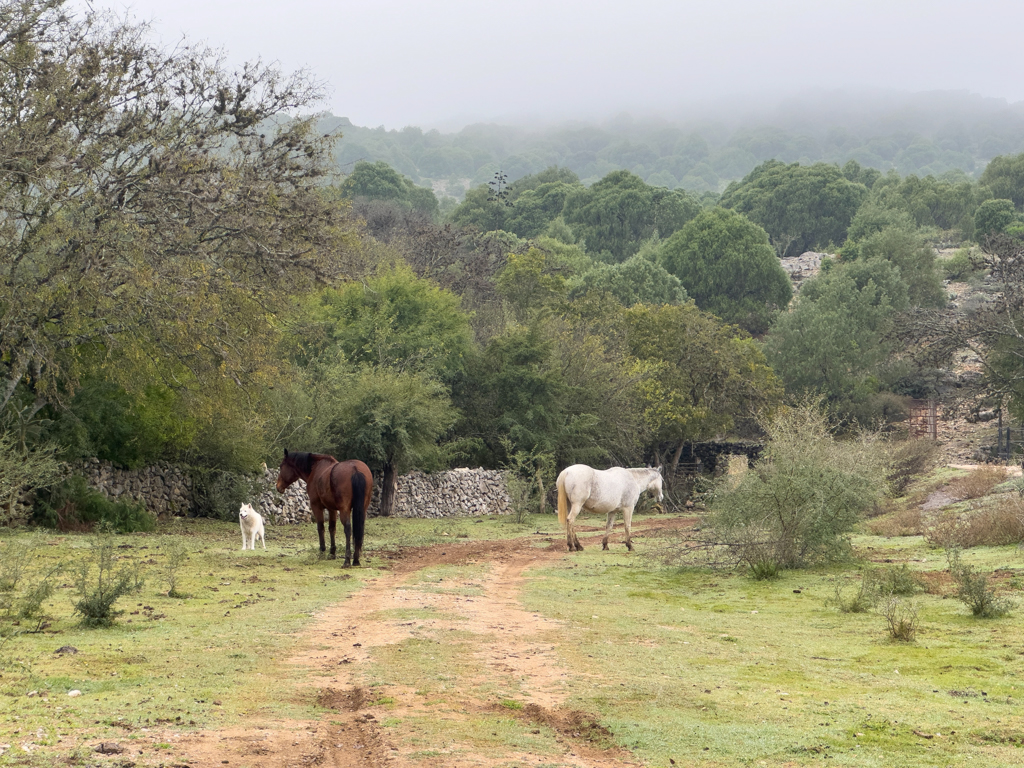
[32,475,156,533]
[73,536,144,628]
[706,403,887,572]
[947,548,1013,619]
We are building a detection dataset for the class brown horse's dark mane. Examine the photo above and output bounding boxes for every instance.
[285,451,335,476]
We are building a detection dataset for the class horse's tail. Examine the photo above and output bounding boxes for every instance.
[557,473,568,529]
[351,469,367,552]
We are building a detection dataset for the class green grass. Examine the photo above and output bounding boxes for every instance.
[3,510,1024,767]
[519,537,1024,767]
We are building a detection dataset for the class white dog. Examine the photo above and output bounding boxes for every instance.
[239,503,266,550]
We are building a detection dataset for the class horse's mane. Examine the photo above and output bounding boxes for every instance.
[285,451,335,475]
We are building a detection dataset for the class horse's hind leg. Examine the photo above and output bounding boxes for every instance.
[567,503,585,551]
[342,518,353,567]
[602,511,616,550]
[313,505,327,554]
[328,511,337,560]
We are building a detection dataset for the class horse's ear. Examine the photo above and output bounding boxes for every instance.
[284,448,289,457]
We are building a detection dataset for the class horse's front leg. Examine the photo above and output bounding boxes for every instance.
[623,505,635,551]
[328,510,337,560]
[602,511,616,550]
[342,519,353,567]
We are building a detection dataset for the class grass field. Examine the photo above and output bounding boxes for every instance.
[1,505,1024,767]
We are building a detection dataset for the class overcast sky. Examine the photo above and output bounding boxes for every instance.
[93,0,1022,130]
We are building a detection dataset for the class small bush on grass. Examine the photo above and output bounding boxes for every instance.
[882,595,918,641]
[947,547,1013,619]
[875,564,924,596]
[828,565,921,614]
[73,535,144,628]
[704,402,888,574]
[0,538,63,635]
[33,475,156,533]
[500,438,554,525]
[829,577,876,613]
[162,538,190,598]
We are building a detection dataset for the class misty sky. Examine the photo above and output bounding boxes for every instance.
[95,0,1021,130]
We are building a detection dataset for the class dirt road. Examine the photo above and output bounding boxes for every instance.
[173,519,685,768]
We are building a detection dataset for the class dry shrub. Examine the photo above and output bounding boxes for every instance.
[924,498,1024,549]
[916,570,952,596]
[882,595,918,641]
[867,506,924,537]
[887,439,939,497]
[948,466,1010,500]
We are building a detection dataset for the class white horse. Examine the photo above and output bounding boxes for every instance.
[556,464,663,552]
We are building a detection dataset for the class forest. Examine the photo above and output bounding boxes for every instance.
[3,0,1024,527]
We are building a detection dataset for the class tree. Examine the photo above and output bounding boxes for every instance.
[657,208,792,334]
[623,303,782,474]
[902,234,1024,421]
[339,160,438,218]
[980,153,1024,210]
[570,255,688,307]
[562,170,701,262]
[0,1,355,426]
[763,258,908,425]
[720,161,868,256]
[315,366,458,518]
[302,265,473,381]
[975,199,1016,237]
[857,226,946,308]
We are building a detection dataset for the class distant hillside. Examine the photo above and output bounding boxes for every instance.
[320,90,1024,199]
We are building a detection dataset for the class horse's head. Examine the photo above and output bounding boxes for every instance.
[276,450,301,493]
[648,466,664,502]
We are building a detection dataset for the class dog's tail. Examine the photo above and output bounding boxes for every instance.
[351,469,367,555]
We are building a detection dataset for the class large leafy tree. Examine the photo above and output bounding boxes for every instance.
[624,302,782,474]
[980,153,1024,210]
[763,258,909,425]
[562,170,701,262]
[658,208,792,334]
[338,160,439,218]
[302,264,473,381]
[570,255,688,307]
[720,160,868,257]
[0,1,355,424]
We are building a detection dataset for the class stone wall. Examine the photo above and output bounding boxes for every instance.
[69,460,512,524]
[255,467,512,524]
[73,459,195,517]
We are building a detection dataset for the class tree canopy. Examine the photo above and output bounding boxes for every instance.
[0,0,355,422]
[720,160,868,256]
[657,208,792,334]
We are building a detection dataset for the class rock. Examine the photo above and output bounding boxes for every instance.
[95,742,124,754]
[55,645,78,655]
[68,690,82,697]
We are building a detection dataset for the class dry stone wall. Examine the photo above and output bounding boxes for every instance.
[254,467,512,523]
[70,461,512,524]
[72,459,194,517]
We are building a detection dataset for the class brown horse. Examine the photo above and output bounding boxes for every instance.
[276,450,373,566]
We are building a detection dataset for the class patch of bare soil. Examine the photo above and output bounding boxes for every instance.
[166,517,684,767]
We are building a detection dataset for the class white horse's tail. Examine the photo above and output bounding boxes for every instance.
[557,475,568,528]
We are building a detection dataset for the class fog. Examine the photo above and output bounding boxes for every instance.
[97,0,1021,130]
